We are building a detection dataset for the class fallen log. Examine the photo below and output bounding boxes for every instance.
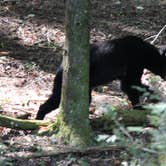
[0,108,151,131]
[0,114,50,130]
[90,108,152,131]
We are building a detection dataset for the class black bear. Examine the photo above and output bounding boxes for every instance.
[36,36,166,120]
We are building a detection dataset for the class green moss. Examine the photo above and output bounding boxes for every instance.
[49,110,93,147]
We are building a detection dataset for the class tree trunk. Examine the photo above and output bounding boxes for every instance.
[51,0,92,147]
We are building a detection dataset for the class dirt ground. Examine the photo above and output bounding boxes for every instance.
[0,0,166,165]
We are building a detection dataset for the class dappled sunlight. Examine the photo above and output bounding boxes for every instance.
[0,16,65,46]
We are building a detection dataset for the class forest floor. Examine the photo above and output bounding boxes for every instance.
[0,0,166,165]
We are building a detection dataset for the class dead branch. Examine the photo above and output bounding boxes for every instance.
[150,24,166,44]
[4,145,124,159]
[4,142,162,160]
[145,35,156,41]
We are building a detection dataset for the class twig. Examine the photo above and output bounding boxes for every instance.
[151,25,166,44]
[145,35,156,41]
[114,120,134,141]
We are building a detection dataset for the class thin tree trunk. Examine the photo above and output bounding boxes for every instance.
[51,0,92,147]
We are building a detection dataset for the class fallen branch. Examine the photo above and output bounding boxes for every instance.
[0,114,50,130]
[4,143,163,160]
[4,144,124,159]
[145,35,156,41]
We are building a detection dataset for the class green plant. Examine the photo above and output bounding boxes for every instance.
[24,62,39,71]
[148,75,161,86]
[95,102,166,165]
[132,85,161,103]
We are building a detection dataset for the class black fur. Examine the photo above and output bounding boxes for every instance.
[36,36,166,120]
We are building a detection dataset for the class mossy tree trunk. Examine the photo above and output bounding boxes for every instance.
[51,0,92,147]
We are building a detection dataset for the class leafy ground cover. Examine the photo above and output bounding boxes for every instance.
[0,0,166,165]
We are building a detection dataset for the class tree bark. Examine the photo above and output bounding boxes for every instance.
[50,0,92,147]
